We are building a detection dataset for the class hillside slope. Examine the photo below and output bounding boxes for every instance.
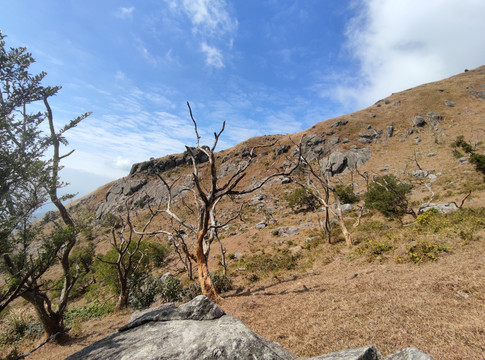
[13,66,485,359]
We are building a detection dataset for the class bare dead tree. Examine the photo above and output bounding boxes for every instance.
[97,197,158,310]
[355,169,370,191]
[131,102,296,302]
[292,142,353,247]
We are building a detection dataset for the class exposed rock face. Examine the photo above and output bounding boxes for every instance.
[321,148,371,176]
[300,134,328,161]
[67,296,434,360]
[129,147,209,176]
[95,174,193,219]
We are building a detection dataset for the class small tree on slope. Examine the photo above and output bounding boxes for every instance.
[132,102,296,302]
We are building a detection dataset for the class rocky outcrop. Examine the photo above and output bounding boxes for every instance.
[300,134,328,161]
[95,174,194,219]
[322,148,371,176]
[129,147,209,176]
[67,296,434,360]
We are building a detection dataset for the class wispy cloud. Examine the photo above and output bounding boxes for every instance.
[116,7,135,19]
[165,0,237,68]
[167,0,237,37]
[319,0,485,110]
[201,42,224,68]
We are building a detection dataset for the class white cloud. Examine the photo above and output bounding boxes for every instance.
[115,70,126,81]
[201,42,224,68]
[168,0,237,37]
[114,156,132,171]
[116,7,135,19]
[326,0,485,109]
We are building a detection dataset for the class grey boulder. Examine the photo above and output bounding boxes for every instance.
[66,296,294,360]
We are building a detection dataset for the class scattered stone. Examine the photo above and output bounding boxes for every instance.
[370,113,377,118]
[428,174,437,183]
[427,112,442,126]
[281,176,292,184]
[414,137,421,143]
[218,162,238,177]
[419,203,459,214]
[340,204,354,212]
[276,226,299,236]
[331,119,348,128]
[160,272,173,283]
[386,124,394,137]
[252,194,266,204]
[308,345,381,360]
[413,116,426,127]
[326,130,335,136]
[342,138,350,144]
[384,99,391,104]
[445,100,456,107]
[459,157,468,164]
[407,129,414,135]
[255,221,267,230]
[413,170,429,178]
[329,136,340,145]
[427,153,437,157]
[476,91,485,99]
[394,101,401,106]
[233,251,242,259]
[274,145,291,156]
[306,236,314,243]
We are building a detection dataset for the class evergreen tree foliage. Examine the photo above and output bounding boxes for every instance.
[364,175,413,219]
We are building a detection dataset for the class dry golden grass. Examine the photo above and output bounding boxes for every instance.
[222,237,485,359]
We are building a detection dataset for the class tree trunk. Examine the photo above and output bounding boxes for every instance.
[195,233,221,303]
[116,273,129,310]
[338,213,353,247]
[21,291,66,342]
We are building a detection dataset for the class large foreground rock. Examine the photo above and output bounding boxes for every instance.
[67,296,434,360]
[66,296,294,360]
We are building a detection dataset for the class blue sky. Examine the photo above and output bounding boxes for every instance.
[2,0,485,198]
